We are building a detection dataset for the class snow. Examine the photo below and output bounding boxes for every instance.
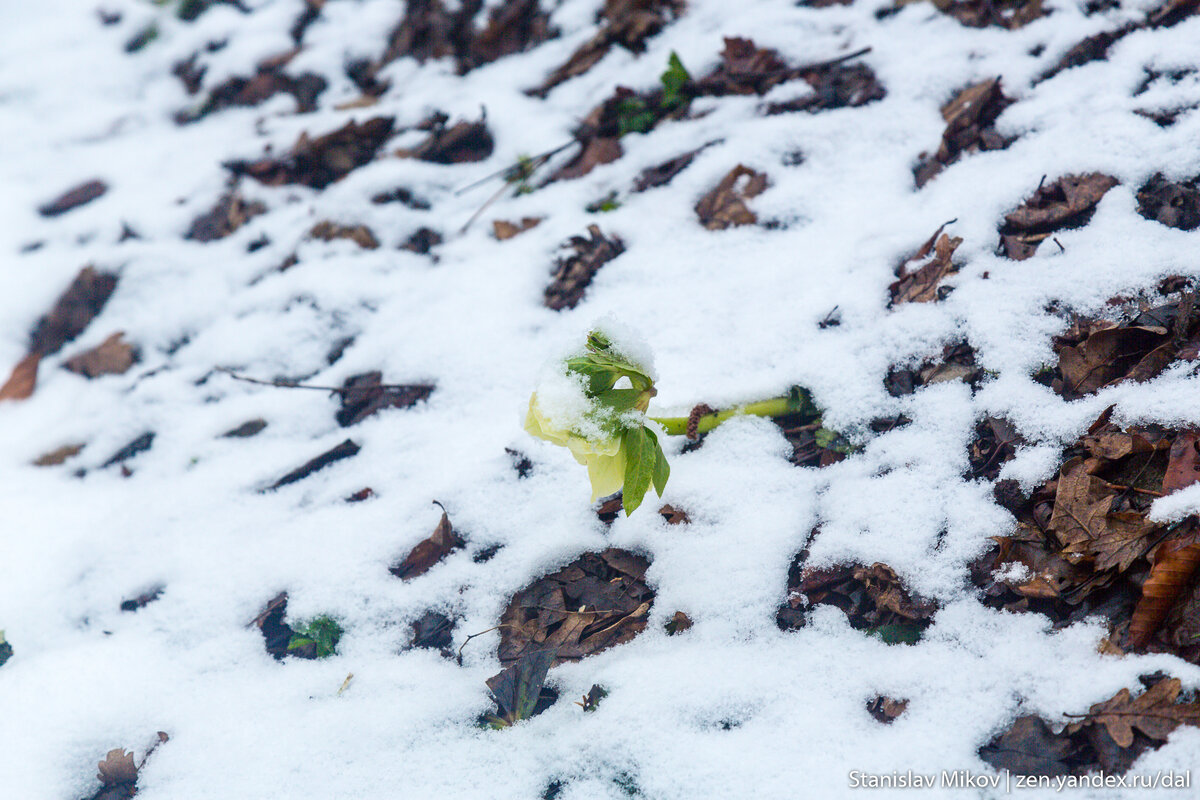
[1,0,1200,798]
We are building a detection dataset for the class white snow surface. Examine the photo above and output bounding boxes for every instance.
[1,0,1200,798]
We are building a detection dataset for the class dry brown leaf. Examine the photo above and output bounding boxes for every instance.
[867,695,909,724]
[544,225,625,310]
[186,189,266,242]
[493,217,542,240]
[914,78,1013,187]
[1078,678,1200,747]
[1130,536,1200,648]
[1164,431,1200,493]
[64,332,137,378]
[1049,456,1159,571]
[499,548,654,667]
[31,266,119,357]
[39,179,107,217]
[0,352,39,401]
[1057,325,1169,396]
[389,507,464,580]
[227,117,394,189]
[309,221,380,249]
[695,165,768,230]
[96,748,138,786]
[1000,173,1118,260]
[32,442,85,466]
[889,230,962,304]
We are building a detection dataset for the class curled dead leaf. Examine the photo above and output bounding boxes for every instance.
[0,352,39,401]
[64,332,137,378]
[695,165,768,230]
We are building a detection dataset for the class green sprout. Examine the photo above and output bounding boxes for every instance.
[614,51,692,138]
[287,616,343,659]
[586,191,622,213]
[659,51,691,111]
[505,154,537,196]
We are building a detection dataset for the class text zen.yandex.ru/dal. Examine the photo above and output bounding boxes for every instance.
[848,769,1191,791]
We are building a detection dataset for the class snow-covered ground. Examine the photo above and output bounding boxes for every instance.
[3,0,1200,797]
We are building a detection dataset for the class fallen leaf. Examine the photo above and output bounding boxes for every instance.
[1056,324,1170,396]
[1149,0,1200,26]
[778,556,938,638]
[1130,535,1200,648]
[866,696,908,724]
[493,217,542,240]
[389,506,465,580]
[180,49,326,123]
[0,352,39,401]
[397,115,494,164]
[227,117,394,189]
[63,332,137,378]
[695,165,768,230]
[102,432,156,468]
[665,610,693,634]
[462,0,556,73]
[999,173,1118,260]
[697,37,790,96]
[120,586,164,612]
[309,220,380,249]
[889,229,962,304]
[38,180,107,217]
[251,592,297,659]
[544,225,625,310]
[631,144,713,192]
[335,372,434,426]
[1037,26,1136,85]
[764,63,885,115]
[549,136,623,182]
[1164,431,1200,493]
[531,0,683,95]
[186,189,266,241]
[401,227,442,255]
[32,442,85,466]
[380,0,555,79]
[1076,678,1200,747]
[221,419,267,438]
[499,548,653,667]
[1049,457,1159,571]
[978,716,1074,776]
[265,439,360,490]
[410,611,455,652]
[30,266,119,357]
[1137,174,1200,231]
[485,648,557,726]
[96,749,137,786]
[659,504,690,524]
[914,79,1013,187]
[930,0,1046,29]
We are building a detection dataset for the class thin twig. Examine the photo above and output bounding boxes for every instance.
[218,367,412,395]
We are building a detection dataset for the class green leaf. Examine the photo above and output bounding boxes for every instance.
[650,432,670,497]
[287,615,343,658]
[616,98,656,136]
[866,624,924,646]
[486,649,556,726]
[596,388,645,414]
[660,51,691,109]
[786,385,816,416]
[621,426,657,514]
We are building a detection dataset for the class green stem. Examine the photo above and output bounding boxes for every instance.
[651,396,800,437]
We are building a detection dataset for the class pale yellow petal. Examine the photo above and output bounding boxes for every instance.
[586,448,626,502]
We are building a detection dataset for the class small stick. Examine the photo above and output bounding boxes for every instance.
[218,367,412,395]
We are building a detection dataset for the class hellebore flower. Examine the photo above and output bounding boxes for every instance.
[525,396,626,501]
[524,327,669,514]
